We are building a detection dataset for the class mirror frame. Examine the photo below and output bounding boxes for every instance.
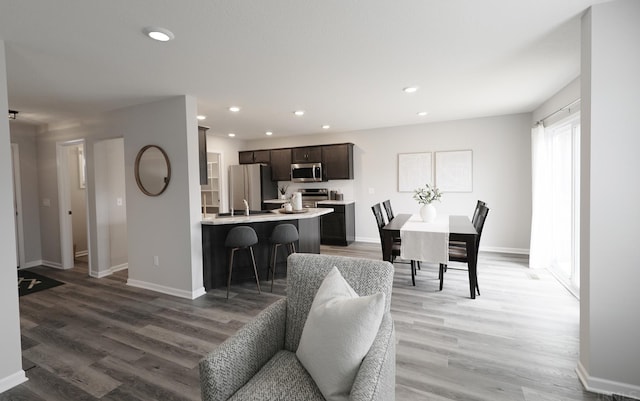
[134,145,171,196]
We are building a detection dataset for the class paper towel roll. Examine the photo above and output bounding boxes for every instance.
[292,192,303,210]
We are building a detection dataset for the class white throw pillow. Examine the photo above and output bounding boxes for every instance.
[296,266,386,401]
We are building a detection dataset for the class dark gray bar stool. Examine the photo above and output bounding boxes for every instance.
[225,226,261,299]
[269,224,299,291]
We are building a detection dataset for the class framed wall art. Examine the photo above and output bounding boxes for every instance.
[398,152,433,192]
[435,150,472,192]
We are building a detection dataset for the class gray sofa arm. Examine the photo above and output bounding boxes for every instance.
[349,313,396,401]
[200,298,287,401]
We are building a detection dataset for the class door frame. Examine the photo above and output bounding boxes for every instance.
[11,143,25,269]
[56,139,90,270]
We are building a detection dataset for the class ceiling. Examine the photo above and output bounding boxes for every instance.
[1,0,608,139]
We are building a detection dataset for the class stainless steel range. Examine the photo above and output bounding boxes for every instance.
[299,188,329,208]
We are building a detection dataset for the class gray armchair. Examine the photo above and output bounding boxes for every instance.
[200,253,396,401]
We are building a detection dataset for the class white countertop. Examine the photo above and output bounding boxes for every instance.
[265,199,354,205]
[202,207,333,225]
[316,200,355,205]
[264,199,289,204]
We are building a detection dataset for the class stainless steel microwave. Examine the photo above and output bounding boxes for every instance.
[291,163,323,182]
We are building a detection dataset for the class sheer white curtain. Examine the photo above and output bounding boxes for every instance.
[529,123,552,269]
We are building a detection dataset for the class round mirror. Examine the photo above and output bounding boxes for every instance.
[135,145,171,196]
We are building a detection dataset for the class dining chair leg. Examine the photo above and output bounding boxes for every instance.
[410,260,416,286]
[227,248,236,299]
[270,243,279,292]
[249,247,261,294]
[438,263,444,291]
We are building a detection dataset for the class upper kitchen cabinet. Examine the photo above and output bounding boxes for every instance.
[239,150,271,164]
[270,148,292,181]
[292,146,322,163]
[322,143,354,180]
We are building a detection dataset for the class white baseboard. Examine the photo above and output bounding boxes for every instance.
[21,260,44,269]
[481,246,529,255]
[41,259,64,269]
[352,238,530,256]
[355,236,379,244]
[0,370,27,394]
[576,361,640,398]
[74,250,88,257]
[127,278,206,300]
[92,263,128,278]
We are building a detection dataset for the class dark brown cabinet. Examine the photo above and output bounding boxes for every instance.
[322,143,354,180]
[239,142,354,181]
[269,148,292,181]
[239,150,270,164]
[292,146,322,163]
[318,202,355,246]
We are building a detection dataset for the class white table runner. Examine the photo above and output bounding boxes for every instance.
[400,214,449,264]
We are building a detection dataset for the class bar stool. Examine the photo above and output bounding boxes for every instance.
[225,226,261,299]
[269,224,298,291]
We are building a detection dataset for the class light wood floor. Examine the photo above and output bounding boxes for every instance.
[2,243,610,401]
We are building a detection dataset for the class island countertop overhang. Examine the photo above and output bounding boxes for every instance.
[201,207,333,226]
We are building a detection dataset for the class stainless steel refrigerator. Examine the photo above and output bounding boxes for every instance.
[229,164,277,211]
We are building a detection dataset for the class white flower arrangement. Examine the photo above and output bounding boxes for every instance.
[413,184,442,205]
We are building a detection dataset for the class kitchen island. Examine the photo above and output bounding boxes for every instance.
[201,208,332,290]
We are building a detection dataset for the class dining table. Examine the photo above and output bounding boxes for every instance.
[382,214,479,299]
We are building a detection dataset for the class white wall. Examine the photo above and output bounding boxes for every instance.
[94,138,127,276]
[36,96,204,298]
[117,96,205,299]
[0,40,27,394]
[532,77,580,125]
[578,1,640,396]
[36,122,109,267]
[247,113,532,253]
[9,122,42,266]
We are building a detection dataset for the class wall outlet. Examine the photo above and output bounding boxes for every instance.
[42,198,51,207]
[368,187,375,195]
[116,197,123,206]
[153,256,159,266]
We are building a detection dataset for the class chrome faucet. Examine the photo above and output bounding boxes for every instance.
[243,199,250,216]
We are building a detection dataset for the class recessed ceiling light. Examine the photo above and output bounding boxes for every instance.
[265,131,273,136]
[417,111,428,116]
[403,86,418,93]
[321,125,330,129]
[229,106,240,112]
[196,115,206,121]
[294,110,305,116]
[143,27,175,42]
[228,133,235,137]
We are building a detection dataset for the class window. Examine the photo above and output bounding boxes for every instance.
[546,115,581,294]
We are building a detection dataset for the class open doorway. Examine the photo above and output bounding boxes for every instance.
[56,140,89,270]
